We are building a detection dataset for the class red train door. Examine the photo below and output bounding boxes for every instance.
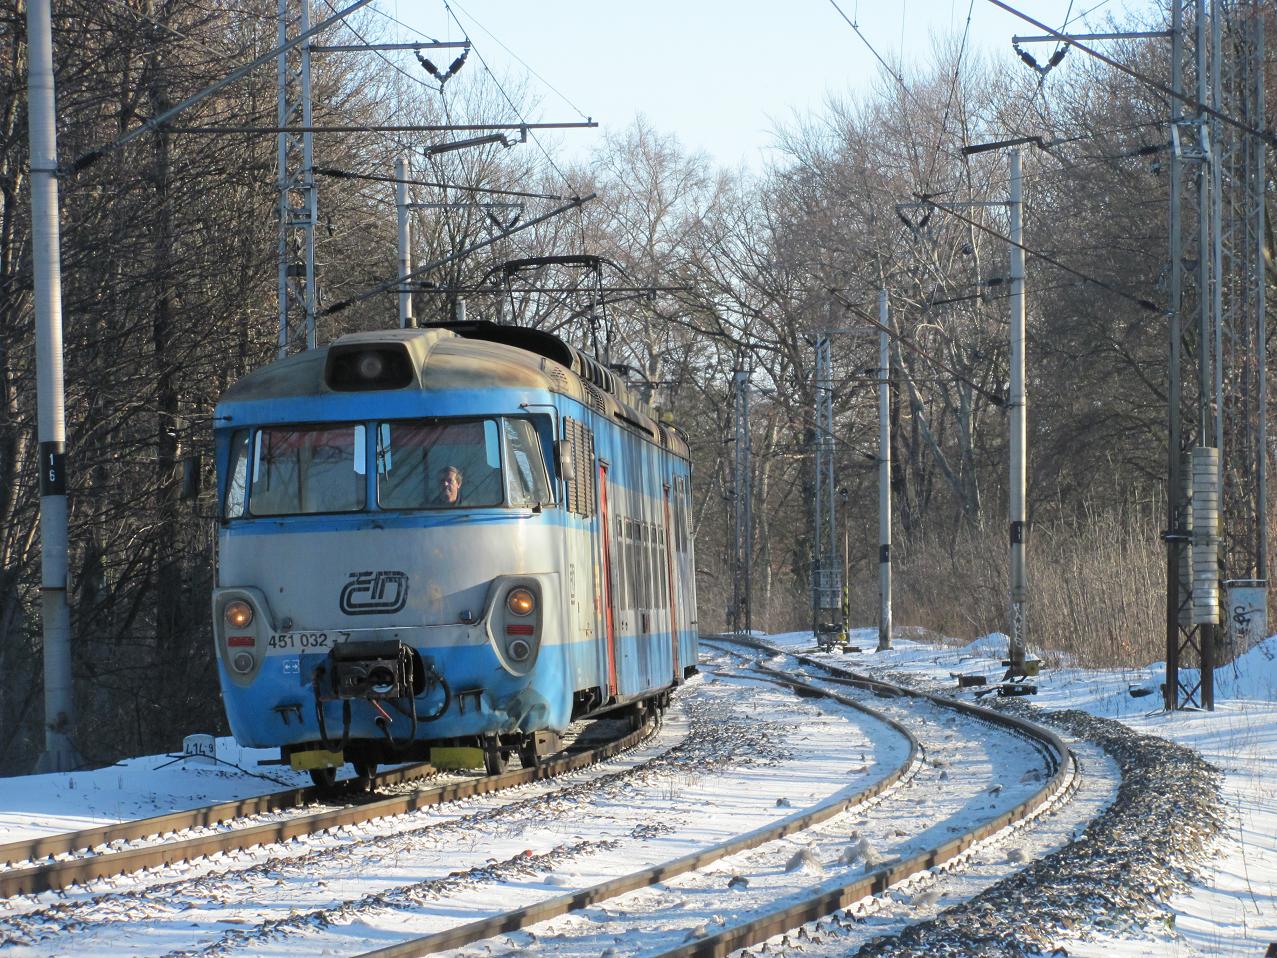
[598,463,619,697]
[663,486,680,679]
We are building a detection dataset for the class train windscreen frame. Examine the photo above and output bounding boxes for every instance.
[222,416,552,517]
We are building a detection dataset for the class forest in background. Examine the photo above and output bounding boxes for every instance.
[0,1,1272,769]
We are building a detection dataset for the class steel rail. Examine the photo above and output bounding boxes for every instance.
[0,721,652,898]
[0,761,436,870]
[648,635,1074,958]
[350,667,921,958]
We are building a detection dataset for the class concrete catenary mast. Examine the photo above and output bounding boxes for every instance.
[27,0,79,773]
[731,369,752,637]
[1007,148,1028,672]
[877,290,893,652]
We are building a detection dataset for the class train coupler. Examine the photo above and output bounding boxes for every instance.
[320,640,415,701]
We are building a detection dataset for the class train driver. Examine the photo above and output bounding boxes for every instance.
[436,465,464,505]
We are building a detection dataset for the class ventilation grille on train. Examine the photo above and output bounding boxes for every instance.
[585,383,608,416]
[543,361,569,391]
[562,417,596,517]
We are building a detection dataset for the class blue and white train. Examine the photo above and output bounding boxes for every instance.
[210,321,699,782]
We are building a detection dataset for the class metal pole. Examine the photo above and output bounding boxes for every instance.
[811,339,821,639]
[275,4,289,358]
[732,370,752,637]
[277,0,318,356]
[395,156,414,328]
[1197,0,1211,445]
[822,336,836,641]
[1211,0,1224,466]
[300,0,317,351]
[1255,0,1268,586]
[27,0,80,773]
[877,289,893,652]
[1165,0,1186,711]
[1008,148,1028,671]
[811,333,841,647]
[1198,0,1216,708]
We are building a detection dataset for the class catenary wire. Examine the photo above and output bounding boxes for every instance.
[921,197,1163,312]
[313,165,568,200]
[435,0,592,121]
[442,0,578,195]
[318,0,441,96]
[984,0,1277,147]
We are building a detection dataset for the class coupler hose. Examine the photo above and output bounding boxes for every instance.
[312,665,351,754]
[417,661,452,722]
[374,695,418,752]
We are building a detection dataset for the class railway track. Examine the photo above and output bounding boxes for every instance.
[347,661,922,958]
[2,642,1096,957]
[5,667,888,957]
[0,713,651,900]
[329,636,1077,958]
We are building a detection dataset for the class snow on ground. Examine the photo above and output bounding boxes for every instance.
[0,740,313,847]
[0,633,1271,956]
[767,627,1277,957]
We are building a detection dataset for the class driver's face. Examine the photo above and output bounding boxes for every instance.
[439,470,461,503]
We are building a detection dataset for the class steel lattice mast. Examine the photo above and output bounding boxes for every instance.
[277,0,319,356]
[1164,0,1269,710]
[811,334,843,647]
[1213,0,1268,657]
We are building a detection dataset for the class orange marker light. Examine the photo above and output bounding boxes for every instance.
[225,600,254,629]
[506,588,535,616]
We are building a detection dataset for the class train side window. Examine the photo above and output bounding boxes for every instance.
[639,523,651,608]
[650,524,658,608]
[673,479,687,554]
[630,521,643,610]
[623,521,633,610]
[679,482,692,554]
[659,527,668,606]
[639,522,649,609]
[502,418,551,507]
[249,425,366,516]
[224,430,250,518]
[614,513,627,610]
[634,522,643,609]
[649,525,658,608]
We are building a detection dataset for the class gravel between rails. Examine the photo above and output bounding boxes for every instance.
[778,658,1225,958]
[426,655,1065,958]
[840,705,1225,958]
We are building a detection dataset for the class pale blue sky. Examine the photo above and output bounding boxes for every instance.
[382,0,1158,169]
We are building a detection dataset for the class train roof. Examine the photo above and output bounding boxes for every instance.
[219,324,689,457]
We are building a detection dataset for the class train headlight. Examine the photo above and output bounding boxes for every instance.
[506,588,535,616]
[231,651,256,674]
[225,600,254,629]
[507,638,532,661]
[356,352,385,380]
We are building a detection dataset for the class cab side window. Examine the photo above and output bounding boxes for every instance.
[503,418,551,507]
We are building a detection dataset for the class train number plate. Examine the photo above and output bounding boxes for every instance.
[267,631,330,651]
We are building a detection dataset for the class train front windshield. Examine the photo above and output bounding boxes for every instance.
[222,417,551,518]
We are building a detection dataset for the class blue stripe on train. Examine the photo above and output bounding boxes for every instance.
[219,640,575,747]
[218,627,696,749]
